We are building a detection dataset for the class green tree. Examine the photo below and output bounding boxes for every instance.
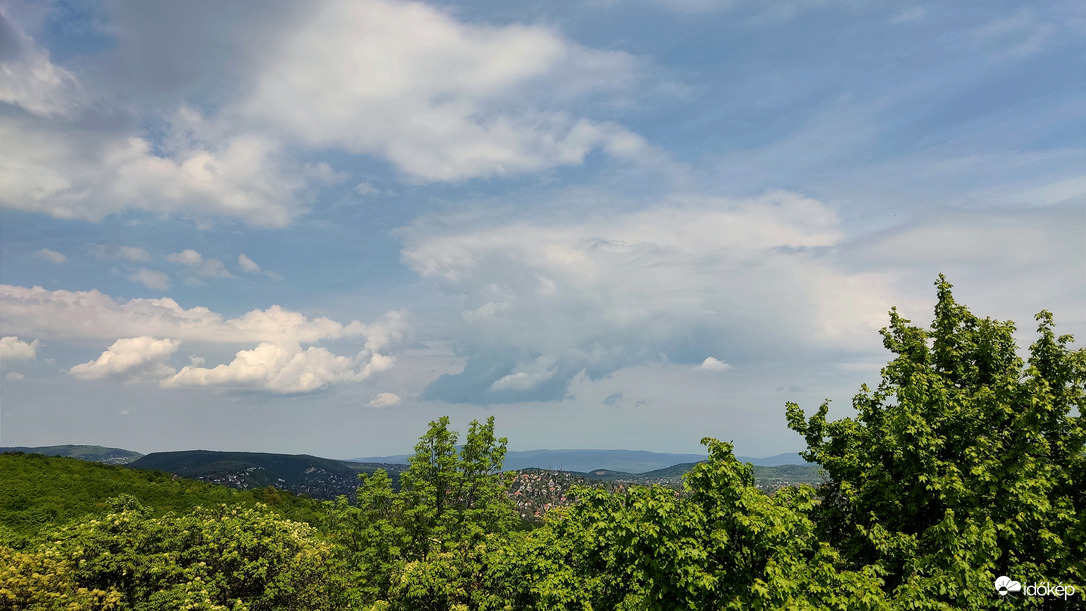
[30,496,338,611]
[491,440,889,610]
[326,416,516,610]
[787,276,1085,609]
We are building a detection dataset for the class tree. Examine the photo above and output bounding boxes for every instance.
[787,275,1085,609]
[5,495,338,611]
[326,416,516,610]
[492,439,890,610]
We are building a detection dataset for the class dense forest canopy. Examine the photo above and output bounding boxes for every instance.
[2,278,1082,610]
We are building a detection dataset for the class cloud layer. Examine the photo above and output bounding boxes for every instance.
[0,0,649,227]
[0,284,367,344]
[400,193,1083,404]
[401,191,907,403]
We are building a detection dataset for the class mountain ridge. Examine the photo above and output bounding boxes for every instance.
[353,449,809,472]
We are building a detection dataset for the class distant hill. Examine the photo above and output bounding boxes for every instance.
[0,452,322,543]
[354,449,809,473]
[0,444,143,465]
[129,450,363,501]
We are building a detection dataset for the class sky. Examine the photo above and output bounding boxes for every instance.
[0,0,1083,459]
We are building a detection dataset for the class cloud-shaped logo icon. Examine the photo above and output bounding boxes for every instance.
[994,576,1022,596]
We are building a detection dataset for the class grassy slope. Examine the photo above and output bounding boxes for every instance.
[0,452,324,545]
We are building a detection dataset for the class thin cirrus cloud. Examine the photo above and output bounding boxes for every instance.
[237,254,282,280]
[35,248,66,264]
[0,13,82,118]
[166,249,233,279]
[129,268,171,291]
[89,244,151,262]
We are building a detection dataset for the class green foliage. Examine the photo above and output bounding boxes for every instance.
[787,275,1085,609]
[0,453,323,545]
[325,416,517,610]
[492,439,889,610]
[0,545,123,611]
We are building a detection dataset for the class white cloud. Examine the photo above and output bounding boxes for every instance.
[355,182,380,196]
[1,1,654,226]
[698,356,731,371]
[35,248,66,264]
[129,268,171,291]
[1,336,40,362]
[368,392,402,407]
[242,0,647,182]
[0,14,82,117]
[166,249,232,279]
[236,254,282,280]
[0,107,309,227]
[163,342,394,394]
[89,244,151,262]
[237,254,262,273]
[69,336,181,381]
[0,284,376,345]
[402,194,1083,405]
[400,191,913,403]
[6,372,25,381]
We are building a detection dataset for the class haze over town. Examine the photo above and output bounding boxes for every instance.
[0,0,1082,459]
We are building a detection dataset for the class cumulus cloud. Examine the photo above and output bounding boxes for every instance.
[1,1,654,227]
[698,357,731,371]
[166,249,232,279]
[0,284,373,344]
[242,0,647,182]
[401,193,1083,405]
[1,105,310,227]
[368,392,402,407]
[400,191,912,404]
[35,248,66,264]
[1,336,40,362]
[129,268,171,291]
[163,342,394,394]
[69,336,181,381]
[3,284,408,393]
[6,372,25,381]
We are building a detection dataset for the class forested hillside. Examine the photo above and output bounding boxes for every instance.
[1,279,1082,610]
[0,445,142,465]
[0,453,324,545]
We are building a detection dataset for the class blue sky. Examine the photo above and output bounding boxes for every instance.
[1,0,1082,458]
